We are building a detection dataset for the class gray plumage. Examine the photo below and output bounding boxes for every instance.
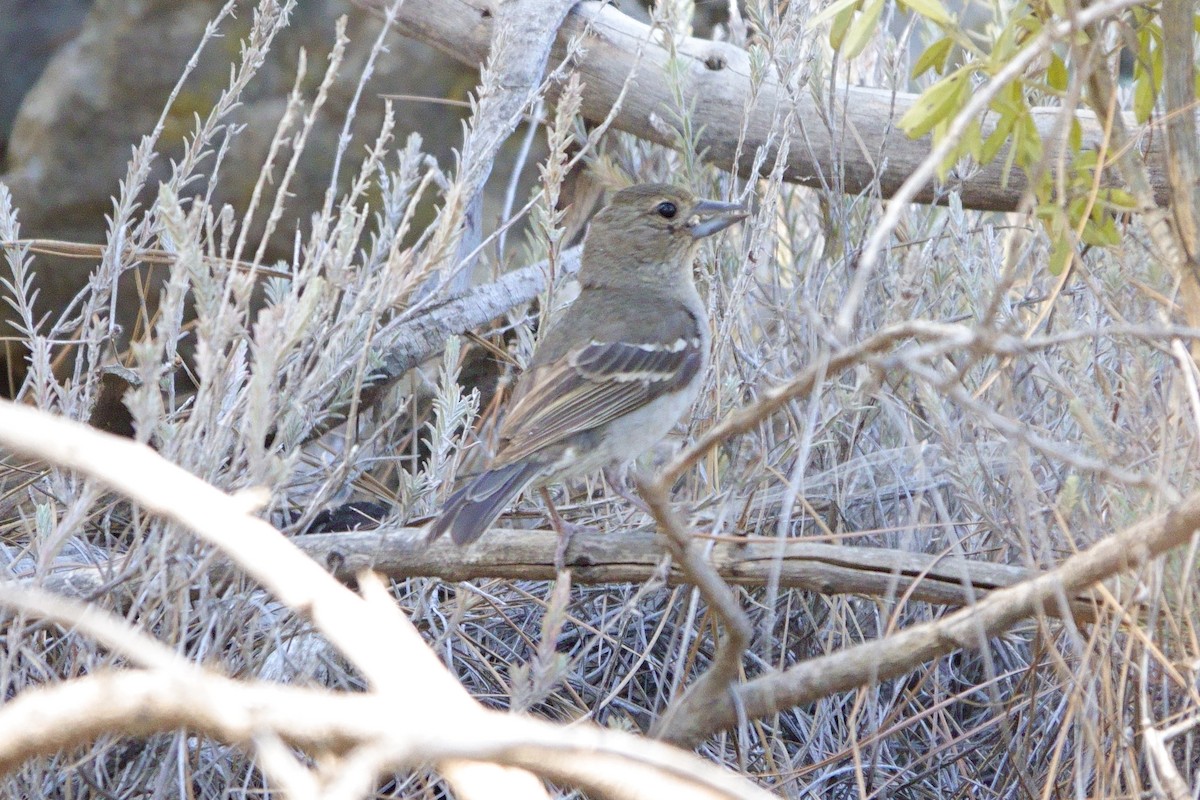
[428,183,747,545]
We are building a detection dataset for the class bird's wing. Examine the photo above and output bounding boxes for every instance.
[491,334,704,466]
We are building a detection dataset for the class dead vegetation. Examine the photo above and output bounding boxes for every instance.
[1,0,1199,797]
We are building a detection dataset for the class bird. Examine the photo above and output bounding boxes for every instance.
[427,183,748,546]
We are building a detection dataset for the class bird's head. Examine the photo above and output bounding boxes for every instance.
[579,183,748,289]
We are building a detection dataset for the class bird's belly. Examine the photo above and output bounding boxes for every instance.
[554,383,701,479]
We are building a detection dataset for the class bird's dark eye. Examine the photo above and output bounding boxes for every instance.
[656,201,678,219]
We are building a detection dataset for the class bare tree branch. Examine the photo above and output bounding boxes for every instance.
[655,489,1200,746]
[308,247,580,442]
[660,322,950,488]
[1161,0,1200,266]
[291,527,1095,616]
[0,398,549,799]
[633,475,754,741]
[0,400,780,799]
[0,663,777,799]
[356,0,1176,212]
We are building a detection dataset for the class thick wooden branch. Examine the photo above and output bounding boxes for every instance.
[292,526,1094,615]
[376,248,575,377]
[357,0,1171,212]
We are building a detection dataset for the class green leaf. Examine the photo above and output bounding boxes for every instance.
[962,119,983,161]
[1068,117,1082,153]
[989,79,1024,118]
[982,88,1022,169]
[808,0,863,30]
[1081,216,1120,247]
[1066,196,1088,223]
[897,0,953,26]
[1017,115,1043,163]
[898,68,970,139]
[829,2,859,50]
[1047,54,1068,92]
[1132,24,1162,123]
[842,0,885,59]
[1099,189,1138,211]
[1034,203,1060,221]
[911,37,954,78]
[934,119,959,180]
[1048,234,1074,275]
[990,20,1017,65]
[1034,171,1054,199]
[980,121,1011,165]
[1134,71,1155,123]
[1000,117,1025,189]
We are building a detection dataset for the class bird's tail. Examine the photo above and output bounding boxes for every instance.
[427,460,543,545]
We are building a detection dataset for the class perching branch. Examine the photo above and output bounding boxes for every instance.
[292,526,1094,614]
[308,247,580,441]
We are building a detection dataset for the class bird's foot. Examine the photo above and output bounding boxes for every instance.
[552,519,597,573]
[603,467,651,515]
[539,486,594,573]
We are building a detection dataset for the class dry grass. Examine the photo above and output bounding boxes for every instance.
[1,0,1198,797]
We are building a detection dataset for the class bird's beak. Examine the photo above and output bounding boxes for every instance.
[687,199,749,238]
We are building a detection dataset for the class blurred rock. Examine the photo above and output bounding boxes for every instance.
[0,0,92,165]
[0,0,499,392]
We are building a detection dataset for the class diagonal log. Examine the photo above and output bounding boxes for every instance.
[654,490,1200,746]
[357,0,1171,212]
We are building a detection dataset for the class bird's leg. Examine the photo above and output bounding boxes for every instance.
[603,466,651,514]
[539,486,584,572]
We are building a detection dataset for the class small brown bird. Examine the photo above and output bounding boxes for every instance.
[428,183,748,545]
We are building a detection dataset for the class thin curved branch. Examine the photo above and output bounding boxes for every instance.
[0,400,780,799]
[660,321,945,488]
[634,475,754,741]
[655,488,1200,746]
